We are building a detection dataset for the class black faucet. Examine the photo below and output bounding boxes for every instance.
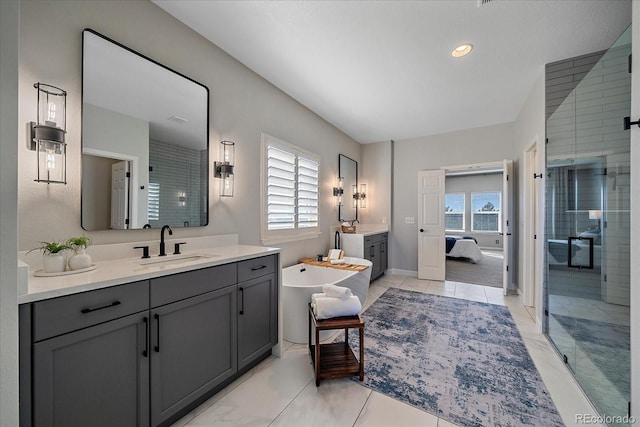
[335,230,341,249]
[159,225,173,256]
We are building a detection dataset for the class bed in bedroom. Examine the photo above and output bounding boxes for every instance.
[446,235,483,263]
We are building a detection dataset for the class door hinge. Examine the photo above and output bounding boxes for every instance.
[563,354,568,364]
[506,175,509,181]
[506,265,509,272]
[544,309,549,316]
[149,166,153,172]
[534,234,537,240]
[125,218,129,225]
[603,167,607,176]
[629,401,632,418]
[126,172,130,178]
[604,221,608,229]
[629,54,632,74]
[604,274,607,282]
[545,138,549,144]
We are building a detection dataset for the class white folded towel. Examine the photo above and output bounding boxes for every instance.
[312,295,362,319]
[322,284,352,300]
[330,259,346,265]
[328,249,343,260]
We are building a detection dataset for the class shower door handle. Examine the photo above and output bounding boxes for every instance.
[567,236,594,269]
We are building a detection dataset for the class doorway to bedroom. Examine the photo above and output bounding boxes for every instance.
[443,165,507,289]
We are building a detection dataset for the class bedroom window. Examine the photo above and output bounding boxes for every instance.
[261,133,320,244]
[445,193,465,231]
[471,192,501,232]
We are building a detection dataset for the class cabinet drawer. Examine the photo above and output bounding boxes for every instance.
[151,263,237,308]
[237,255,276,282]
[32,280,149,342]
[364,232,387,246]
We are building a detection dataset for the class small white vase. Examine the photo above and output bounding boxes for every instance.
[68,248,92,271]
[42,253,66,273]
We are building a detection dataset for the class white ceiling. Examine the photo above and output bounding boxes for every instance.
[153,0,631,144]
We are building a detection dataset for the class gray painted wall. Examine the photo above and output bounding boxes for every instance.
[0,0,19,424]
[391,123,515,273]
[17,0,360,268]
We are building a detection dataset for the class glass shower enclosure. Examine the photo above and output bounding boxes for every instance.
[545,27,631,425]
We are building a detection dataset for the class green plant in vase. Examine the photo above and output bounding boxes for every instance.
[66,235,93,271]
[28,241,71,273]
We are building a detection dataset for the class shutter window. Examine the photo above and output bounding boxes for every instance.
[263,135,320,237]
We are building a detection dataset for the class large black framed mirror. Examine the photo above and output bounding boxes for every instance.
[81,29,209,231]
[338,154,358,222]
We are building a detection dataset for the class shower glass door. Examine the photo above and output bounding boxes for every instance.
[545,26,631,424]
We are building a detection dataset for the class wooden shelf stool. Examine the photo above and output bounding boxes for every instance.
[308,303,364,386]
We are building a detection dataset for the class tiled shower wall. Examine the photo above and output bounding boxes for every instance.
[148,139,206,228]
[545,42,631,305]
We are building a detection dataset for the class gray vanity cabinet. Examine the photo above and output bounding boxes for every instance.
[32,312,149,427]
[149,263,237,426]
[364,232,388,281]
[237,255,278,370]
[150,286,237,426]
[25,280,150,427]
[20,253,279,427]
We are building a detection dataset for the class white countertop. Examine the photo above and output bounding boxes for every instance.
[19,244,280,304]
[347,224,389,236]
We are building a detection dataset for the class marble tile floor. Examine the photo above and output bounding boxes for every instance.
[547,294,631,423]
[173,275,604,427]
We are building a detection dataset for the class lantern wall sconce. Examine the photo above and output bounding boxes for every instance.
[214,140,235,197]
[352,184,367,209]
[333,177,344,206]
[28,83,67,184]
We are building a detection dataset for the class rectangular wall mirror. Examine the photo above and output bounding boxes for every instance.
[338,154,358,222]
[81,29,209,231]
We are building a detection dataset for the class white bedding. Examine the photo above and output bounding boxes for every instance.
[447,239,484,263]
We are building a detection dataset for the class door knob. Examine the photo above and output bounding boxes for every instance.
[419,228,424,232]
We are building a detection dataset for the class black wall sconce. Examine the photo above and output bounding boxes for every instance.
[333,177,344,206]
[28,83,67,184]
[352,183,367,208]
[214,140,235,197]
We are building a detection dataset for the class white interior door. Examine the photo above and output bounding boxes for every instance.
[502,159,514,295]
[417,170,445,280]
[111,160,129,229]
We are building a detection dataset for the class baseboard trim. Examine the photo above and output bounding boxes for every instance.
[387,268,417,277]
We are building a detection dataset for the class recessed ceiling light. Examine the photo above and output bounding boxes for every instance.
[452,43,473,58]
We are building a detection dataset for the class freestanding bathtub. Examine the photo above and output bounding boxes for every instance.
[282,256,372,343]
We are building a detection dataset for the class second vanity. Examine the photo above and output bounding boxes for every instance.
[18,240,280,427]
[340,226,388,282]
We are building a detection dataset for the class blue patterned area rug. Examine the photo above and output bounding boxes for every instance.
[340,288,563,426]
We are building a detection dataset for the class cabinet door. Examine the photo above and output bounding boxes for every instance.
[238,274,277,370]
[33,312,149,427]
[368,243,381,279]
[150,286,237,426]
[380,235,388,274]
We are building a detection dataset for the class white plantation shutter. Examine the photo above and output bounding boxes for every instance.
[297,155,319,228]
[262,134,320,243]
[267,145,296,230]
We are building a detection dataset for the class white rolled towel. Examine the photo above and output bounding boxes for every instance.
[312,295,362,319]
[330,259,346,265]
[311,292,327,304]
[322,284,352,300]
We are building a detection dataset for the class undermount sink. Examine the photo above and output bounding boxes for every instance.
[133,253,218,266]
